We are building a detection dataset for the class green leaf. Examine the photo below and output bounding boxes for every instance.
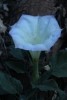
[0,71,23,94]
[0,86,8,95]
[19,89,37,100]
[35,79,59,91]
[19,95,26,100]
[34,79,66,100]
[58,90,67,100]
[50,50,67,77]
[34,71,51,85]
[52,63,67,77]
[9,46,24,60]
[5,60,29,73]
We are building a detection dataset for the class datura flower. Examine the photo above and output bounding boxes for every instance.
[9,15,61,82]
[9,15,61,59]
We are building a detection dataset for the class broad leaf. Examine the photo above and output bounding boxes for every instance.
[34,79,59,91]
[33,71,51,85]
[58,89,67,100]
[0,71,23,94]
[19,89,37,100]
[34,79,66,100]
[50,50,67,77]
[9,46,24,60]
[19,95,26,100]
[0,86,8,95]
[5,60,29,73]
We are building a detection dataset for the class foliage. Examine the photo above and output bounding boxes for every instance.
[0,44,67,100]
[50,50,67,77]
[0,71,23,94]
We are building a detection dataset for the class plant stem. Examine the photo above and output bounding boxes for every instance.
[32,59,39,83]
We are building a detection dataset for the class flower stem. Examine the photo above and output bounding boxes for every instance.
[32,59,39,83]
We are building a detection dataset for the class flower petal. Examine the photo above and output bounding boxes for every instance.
[9,15,61,51]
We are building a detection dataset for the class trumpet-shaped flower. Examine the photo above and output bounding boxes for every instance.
[9,15,61,52]
[9,15,62,82]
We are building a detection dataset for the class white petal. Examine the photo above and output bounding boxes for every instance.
[9,14,61,51]
[16,15,39,37]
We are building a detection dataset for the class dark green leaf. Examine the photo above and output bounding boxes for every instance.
[19,95,26,100]
[34,79,66,100]
[52,62,67,77]
[35,79,58,91]
[5,60,29,73]
[0,71,23,94]
[19,89,37,100]
[57,90,67,100]
[10,46,24,60]
[0,86,8,95]
[25,89,37,100]
[34,71,51,85]
[50,50,67,77]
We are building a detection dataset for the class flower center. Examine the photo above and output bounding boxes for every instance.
[27,35,43,45]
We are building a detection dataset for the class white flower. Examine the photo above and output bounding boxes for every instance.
[9,15,61,52]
